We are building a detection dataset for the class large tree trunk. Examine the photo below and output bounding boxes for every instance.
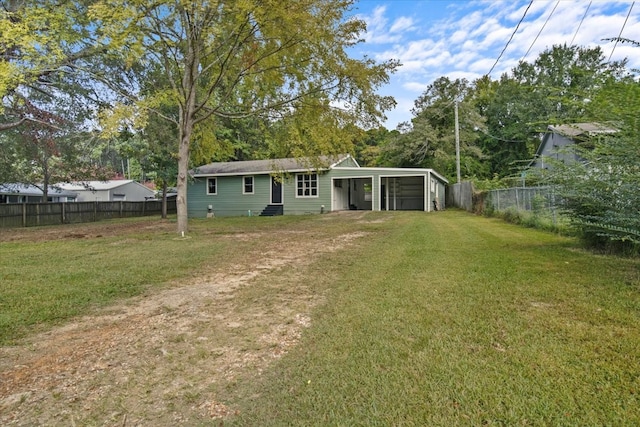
[176,124,191,235]
[175,29,200,235]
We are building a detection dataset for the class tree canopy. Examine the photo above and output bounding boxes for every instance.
[89,0,398,233]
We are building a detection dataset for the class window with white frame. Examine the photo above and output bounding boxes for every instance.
[243,176,254,194]
[207,177,217,195]
[296,173,318,197]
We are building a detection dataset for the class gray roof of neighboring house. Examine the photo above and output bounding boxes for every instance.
[191,154,352,176]
[0,183,77,197]
[57,180,154,192]
[548,123,618,138]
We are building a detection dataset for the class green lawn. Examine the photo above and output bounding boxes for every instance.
[227,211,640,426]
[1,211,639,425]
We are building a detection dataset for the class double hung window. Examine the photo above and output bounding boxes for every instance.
[207,178,217,195]
[243,176,254,194]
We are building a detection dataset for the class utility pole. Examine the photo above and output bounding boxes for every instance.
[454,99,461,183]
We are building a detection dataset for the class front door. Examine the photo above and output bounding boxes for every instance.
[271,176,282,204]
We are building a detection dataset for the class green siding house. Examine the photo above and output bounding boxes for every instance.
[188,154,448,217]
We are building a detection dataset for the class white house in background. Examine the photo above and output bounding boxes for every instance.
[530,122,618,169]
[0,183,78,203]
[57,180,155,202]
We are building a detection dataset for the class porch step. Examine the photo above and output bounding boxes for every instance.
[259,204,283,216]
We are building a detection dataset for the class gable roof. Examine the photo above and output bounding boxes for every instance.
[530,122,619,168]
[548,122,618,138]
[534,122,618,157]
[191,154,355,177]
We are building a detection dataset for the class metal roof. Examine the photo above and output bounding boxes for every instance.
[57,180,151,191]
[0,183,77,197]
[549,123,618,137]
[191,154,352,176]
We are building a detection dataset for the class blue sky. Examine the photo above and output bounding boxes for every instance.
[348,1,640,129]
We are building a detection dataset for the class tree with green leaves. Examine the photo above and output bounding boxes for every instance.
[382,77,485,181]
[478,44,628,178]
[544,57,640,252]
[0,0,106,130]
[91,0,398,234]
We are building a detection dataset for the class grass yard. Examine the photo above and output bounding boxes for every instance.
[1,211,639,425]
[227,211,640,426]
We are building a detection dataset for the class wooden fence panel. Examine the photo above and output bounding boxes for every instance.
[0,204,24,228]
[0,200,177,228]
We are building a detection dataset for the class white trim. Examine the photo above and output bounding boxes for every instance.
[270,176,284,205]
[329,153,360,168]
[333,166,449,184]
[426,172,431,212]
[206,177,217,195]
[330,175,374,212]
[242,176,254,195]
[295,173,319,198]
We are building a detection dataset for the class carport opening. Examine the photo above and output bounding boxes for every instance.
[381,176,425,211]
[332,178,373,211]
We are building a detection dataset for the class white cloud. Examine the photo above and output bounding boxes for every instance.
[390,16,416,34]
[352,0,640,129]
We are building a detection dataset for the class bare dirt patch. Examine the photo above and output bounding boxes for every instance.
[0,216,369,426]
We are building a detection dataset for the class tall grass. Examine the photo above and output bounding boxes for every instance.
[227,212,640,426]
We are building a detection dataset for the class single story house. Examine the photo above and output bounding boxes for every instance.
[0,183,78,203]
[57,180,155,202]
[530,122,617,169]
[188,154,448,217]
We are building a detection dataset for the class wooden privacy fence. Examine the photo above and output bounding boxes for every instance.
[0,200,177,228]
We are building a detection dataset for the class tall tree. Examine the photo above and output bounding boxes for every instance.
[382,77,485,180]
[0,0,105,130]
[92,0,398,234]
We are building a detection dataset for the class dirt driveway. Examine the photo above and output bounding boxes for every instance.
[0,214,372,426]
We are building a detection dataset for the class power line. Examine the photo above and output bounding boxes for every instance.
[521,1,559,61]
[473,126,522,143]
[570,1,592,46]
[608,1,635,62]
[487,0,534,76]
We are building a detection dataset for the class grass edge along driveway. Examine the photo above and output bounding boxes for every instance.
[227,211,640,426]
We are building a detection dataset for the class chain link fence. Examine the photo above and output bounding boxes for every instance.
[484,186,556,212]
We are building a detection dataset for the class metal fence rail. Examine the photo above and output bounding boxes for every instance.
[0,200,177,228]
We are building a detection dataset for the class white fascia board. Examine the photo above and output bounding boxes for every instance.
[329,154,359,168]
[333,167,449,184]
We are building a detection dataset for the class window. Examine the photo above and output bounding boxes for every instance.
[296,173,318,197]
[207,177,217,195]
[243,176,254,194]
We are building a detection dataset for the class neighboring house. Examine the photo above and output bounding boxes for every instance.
[57,180,155,202]
[188,154,448,217]
[530,122,618,169]
[0,183,77,203]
